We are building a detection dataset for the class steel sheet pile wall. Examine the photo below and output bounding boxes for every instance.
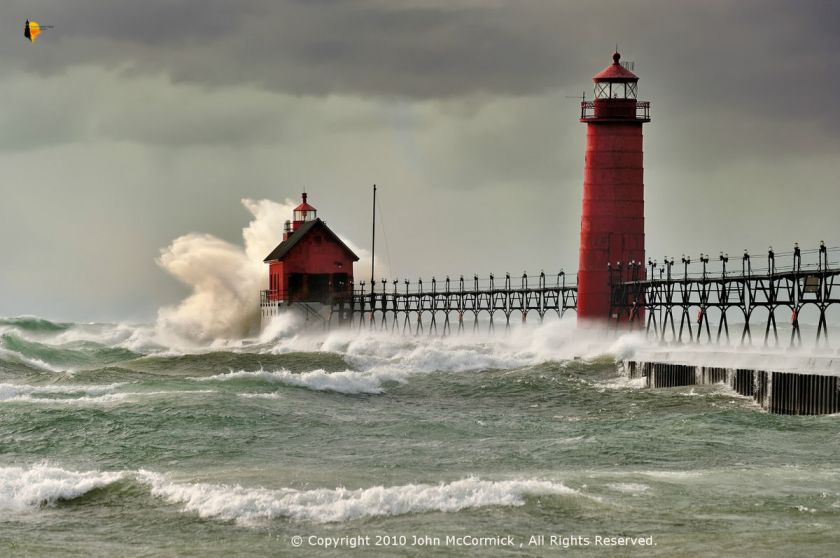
[625,360,840,415]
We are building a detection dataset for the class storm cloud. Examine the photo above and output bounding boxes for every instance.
[1,1,838,321]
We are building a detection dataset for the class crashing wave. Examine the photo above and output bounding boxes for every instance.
[0,464,126,511]
[2,464,581,525]
[139,472,580,524]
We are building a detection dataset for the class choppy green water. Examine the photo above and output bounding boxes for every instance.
[1,317,838,557]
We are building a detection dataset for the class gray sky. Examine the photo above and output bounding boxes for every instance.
[1,0,839,321]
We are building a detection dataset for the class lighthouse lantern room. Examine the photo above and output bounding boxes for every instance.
[292,192,317,228]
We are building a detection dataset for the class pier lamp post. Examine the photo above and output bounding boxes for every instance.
[768,247,775,275]
[742,250,751,277]
[700,254,710,280]
[664,258,674,281]
[681,255,691,280]
[818,242,828,300]
[719,252,729,278]
[648,258,657,281]
[793,243,801,273]
[819,240,827,270]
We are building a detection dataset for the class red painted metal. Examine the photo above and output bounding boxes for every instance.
[593,52,638,81]
[266,193,357,302]
[577,52,650,325]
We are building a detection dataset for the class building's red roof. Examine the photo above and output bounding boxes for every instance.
[593,52,638,82]
[263,218,359,263]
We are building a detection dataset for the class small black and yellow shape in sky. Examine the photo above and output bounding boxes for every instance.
[24,19,54,43]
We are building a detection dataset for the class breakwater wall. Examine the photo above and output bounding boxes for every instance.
[624,357,840,415]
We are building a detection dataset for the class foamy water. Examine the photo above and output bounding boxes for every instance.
[0,464,127,512]
[2,315,840,557]
[1,463,581,525]
[194,369,383,395]
[140,472,581,524]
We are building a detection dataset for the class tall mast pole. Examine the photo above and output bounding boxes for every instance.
[371,184,377,291]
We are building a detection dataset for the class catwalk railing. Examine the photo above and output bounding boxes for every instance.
[609,242,840,347]
[329,272,577,334]
[580,100,650,121]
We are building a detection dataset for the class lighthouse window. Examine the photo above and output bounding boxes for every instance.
[595,82,636,100]
[595,82,609,99]
[294,209,317,222]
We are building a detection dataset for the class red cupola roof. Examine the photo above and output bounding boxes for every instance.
[593,52,638,82]
[294,192,317,213]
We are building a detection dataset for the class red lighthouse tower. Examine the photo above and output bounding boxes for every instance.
[577,52,650,324]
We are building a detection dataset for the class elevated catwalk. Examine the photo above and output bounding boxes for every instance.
[330,272,577,334]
